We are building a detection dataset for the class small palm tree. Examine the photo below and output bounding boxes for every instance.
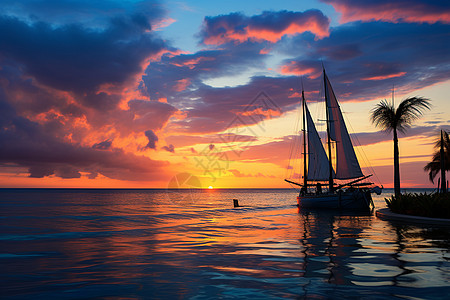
[424,130,449,189]
[371,97,431,197]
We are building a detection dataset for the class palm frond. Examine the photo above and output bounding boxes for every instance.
[395,97,431,133]
[370,97,430,133]
[370,100,396,132]
[434,130,450,150]
[424,161,440,183]
[424,130,450,183]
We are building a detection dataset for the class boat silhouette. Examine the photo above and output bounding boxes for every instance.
[285,68,382,210]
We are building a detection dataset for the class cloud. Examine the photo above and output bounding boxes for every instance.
[228,169,275,178]
[361,72,407,81]
[0,1,178,148]
[200,10,330,45]
[0,62,179,145]
[0,0,180,184]
[365,161,434,188]
[218,135,298,169]
[0,0,167,29]
[143,18,449,139]
[0,98,169,181]
[278,21,450,102]
[353,125,446,146]
[164,77,298,134]
[279,60,323,77]
[54,166,82,179]
[162,144,175,153]
[0,14,167,93]
[81,92,122,111]
[143,42,269,101]
[322,0,450,24]
[127,100,178,133]
[165,133,258,148]
[215,124,447,171]
[144,130,158,149]
[92,140,113,150]
[1,2,448,188]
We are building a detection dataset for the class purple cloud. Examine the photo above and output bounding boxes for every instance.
[0,98,169,180]
[200,10,330,45]
[92,140,113,150]
[277,21,450,102]
[321,0,450,24]
[0,14,167,93]
[144,130,158,150]
[162,144,175,153]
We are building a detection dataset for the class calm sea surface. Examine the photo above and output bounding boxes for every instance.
[1,188,449,299]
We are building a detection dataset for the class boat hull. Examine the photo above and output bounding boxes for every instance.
[297,190,372,210]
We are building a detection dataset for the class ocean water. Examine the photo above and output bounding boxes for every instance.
[0,188,449,299]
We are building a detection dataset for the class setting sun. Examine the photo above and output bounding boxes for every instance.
[208,186,213,189]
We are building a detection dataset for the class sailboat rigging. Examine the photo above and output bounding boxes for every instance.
[286,68,382,210]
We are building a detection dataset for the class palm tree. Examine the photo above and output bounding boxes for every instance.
[424,130,449,192]
[371,97,431,197]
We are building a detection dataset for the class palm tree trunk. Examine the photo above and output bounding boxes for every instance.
[441,130,447,193]
[393,129,400,197]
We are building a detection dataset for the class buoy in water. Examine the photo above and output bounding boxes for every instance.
[233,199,239,207]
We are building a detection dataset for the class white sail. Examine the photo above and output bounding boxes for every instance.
[305,103,335,181]
[324,72,363,179]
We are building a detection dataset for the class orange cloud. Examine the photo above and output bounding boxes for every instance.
[172,56,216,69]
[152,17,176,30]
[228,169,276,178]
[259,48,271,54]
[361,72,407,81]
[173,78,191,92]
[324,0,450,24]
[279,61,321,78]
[202,10,330,45]
[205,22,329,45]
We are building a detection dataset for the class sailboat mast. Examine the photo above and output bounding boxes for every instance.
[302,89,307,189]
[323,69,334,192]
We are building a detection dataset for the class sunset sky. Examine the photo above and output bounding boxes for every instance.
[0,0,449,189]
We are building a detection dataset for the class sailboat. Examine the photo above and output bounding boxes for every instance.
[285,69,382,210]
